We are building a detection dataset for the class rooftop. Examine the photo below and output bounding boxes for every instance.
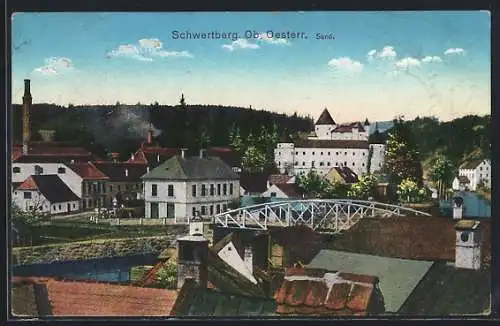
[92,162,148,182]
[15,175,80,203]
[67,162,109,180]
[239,171,269,193]
[315,108,336,125]
[294,139,370,149]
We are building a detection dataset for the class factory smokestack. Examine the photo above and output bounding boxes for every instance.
[22,79,32,154]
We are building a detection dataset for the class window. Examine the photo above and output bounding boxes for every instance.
[312,161,315,167]
[89,199,93,207]
[480,167,483,171]
[192,207,197,217]
[192,185,197,197]
[327,162,331,166]
[201,206,206,215]
[151,184,158,197]
[362,152,365,156]
[278,162,281,166]
[302,152,305,155]
[73,203,76,208]
[312,152,315,155]
[362,163,365,167]
[320,162,324,166]
[353,152,356,156]
[328,152,331,156]
[210,205,214,215]
[302,162,305,166]
[223,204,227,211]
[295,161,298,166]
[336,152,339,155]
[344,161,347,166]
[229,183,234,195]
[58,204,62,210]
[210,184,215,196]
[103,183,106,194]
[109,185,113,192]
[344,152,347,155]
[480,173,483,178]
[223,184,227,196]
[168,185,174,197]
[24,192,31,199]
[320,152,323,155]
[352,162,355,166]
[117,185,121,191]
[83,200,86,209]
[34,165,43,175]
[217,184,221,196]
[201,184,207,196]
[278,152,281,156]
[295,151,298,155]
[270,192,277,197]
[53,205,56,210]
[57,167,66,174]
[12,167,20,173]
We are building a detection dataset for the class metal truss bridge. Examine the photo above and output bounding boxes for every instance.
[213,199,431,234]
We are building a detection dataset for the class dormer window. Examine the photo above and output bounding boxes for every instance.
[57,167,66,174]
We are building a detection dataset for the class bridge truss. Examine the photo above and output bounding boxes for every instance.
[213,199,431,233]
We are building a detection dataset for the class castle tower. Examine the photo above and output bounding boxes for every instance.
[22,79,32,153]
[454,220,482,270]
[176,217,209,289]
[314,108,336,139]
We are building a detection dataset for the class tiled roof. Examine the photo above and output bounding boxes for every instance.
[275,183,301,198]
[16,175,80,203]
[273,267,382,316]
[67,162,109,180]
[326,217,491,267]
[333,122,366,133]
[269,174,293,185]
[12,142,96,163]
[13,154,97,163]
[142,155,239,180]
[294,139,370,149]
[460,159,488,170]
[11,277,179,316]
[239,172,269,193]
[93,162,147,182]
[315,108,336,125]
[127,146,180,167]
[172,279,277,316]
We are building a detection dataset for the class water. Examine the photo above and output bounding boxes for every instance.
[13,254,158,283]
[439,191,491,218]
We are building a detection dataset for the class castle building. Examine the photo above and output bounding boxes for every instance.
[274,108,386,176]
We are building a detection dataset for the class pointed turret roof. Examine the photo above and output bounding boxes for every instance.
[315,108,336,125]
[364,118,370,126]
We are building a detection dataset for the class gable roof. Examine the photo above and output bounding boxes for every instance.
[329,166,359,184]
[315,108,336,125]
[274,183,301,197]
[11,277,179,317]
[172,279,277,316]
[273,267,382,316]
[325,216,491,267]
[308,250,434,312]
[333,122,366,133]
[293,139,370,149]
[141,155,239,180]
[67,162,109,180]
[268,174,293,185]
[239,172,269,193]
[127,145,180,168]
[93,162,147,182]
[12,143,96,163]
[16,175,80,203]
[398,262,491,315]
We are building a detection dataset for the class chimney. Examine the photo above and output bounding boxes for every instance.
[243,245,254,276]
[453,196,464,220]
[176,231,209,290]
[22,79,33,151]
[147,122,153,144]
[199,149,206,158]
[111,152,120,163]
[180,148,187,159]
[454,220,482,270]
[146,166,150,173]
[157,154,160,162]
[125,168,129,177]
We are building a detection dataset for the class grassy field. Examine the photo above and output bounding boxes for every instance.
[15,221,187,247]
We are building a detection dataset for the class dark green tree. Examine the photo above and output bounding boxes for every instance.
[428,154,455,199]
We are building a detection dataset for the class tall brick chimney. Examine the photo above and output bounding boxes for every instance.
[147,122,153,144]
[22,79,32,154]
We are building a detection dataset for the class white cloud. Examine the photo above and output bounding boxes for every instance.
[33,57,74,75]
[421,55,443,63]
[257,33,291,45]
[394,57,421,70]
[444,47,465,55]
[222,39,260,51]
[328,57,364,73]
[367,46,397,61]
[107,38,193,61]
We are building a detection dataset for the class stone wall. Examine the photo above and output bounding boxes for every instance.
[12,235,178,266]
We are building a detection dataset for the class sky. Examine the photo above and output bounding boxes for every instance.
[11,11,491,122]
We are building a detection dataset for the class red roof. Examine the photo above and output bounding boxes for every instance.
[11,277,179,317]
[127,146,180,166]
[269,174,293,185]
[333,122,366,133]
[16,176,38,190]
[67,162,109,180]
[273,268,380,316]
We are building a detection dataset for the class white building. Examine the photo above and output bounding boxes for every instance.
[141,150,240,220]
[274,108,385,177]
[12,175,80,215]
[455,159,491,191]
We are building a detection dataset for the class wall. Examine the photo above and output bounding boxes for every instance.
[217,242,257,284]
[12,235,179,266]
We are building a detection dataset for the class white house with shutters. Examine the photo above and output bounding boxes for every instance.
[454,159,491,191]
[141,150,240,221]
[274,108,386,177]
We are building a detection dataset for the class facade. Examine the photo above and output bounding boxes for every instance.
[13,175,80,215]
[274,108,385,176]
[67,162,109,210]
[262,183,301,199]
[93,162,148,206]
[141,151,240,220]
[457,159,491,191]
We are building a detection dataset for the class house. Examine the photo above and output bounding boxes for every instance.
[324,166,359,185]
[12,175,80,215]
[262,183,301,199]
[452,175,471,191]
[92,162,148,206]
[141,149,240,221]
[267,174,295,188]
[457,159,491,191]
[274,108,385,176]
[239,171,269,196]
[67,162,109,210]
[11,277,179,317]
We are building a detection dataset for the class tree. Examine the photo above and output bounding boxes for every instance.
[396,178,429,203]
[347,174,378,200]
[366,146,374,174]
[323,181,351,199]
[229,124,244,153]
[156,258,178,289]
[197,125,211,150]
[296,170,330,198]
[384,117,423,186]
[241,146,267,172]
[428,154,455,199]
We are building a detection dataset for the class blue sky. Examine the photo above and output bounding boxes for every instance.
[12,11,490,122]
